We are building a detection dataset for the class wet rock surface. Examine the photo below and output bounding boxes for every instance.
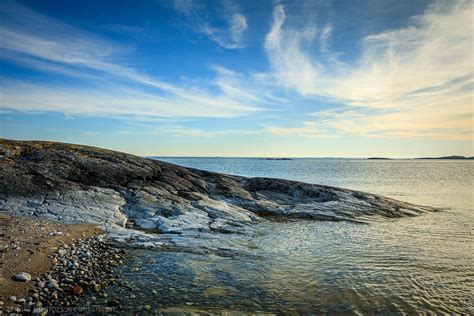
[0,139,437,253]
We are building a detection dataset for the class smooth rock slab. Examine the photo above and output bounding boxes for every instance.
[0,138,438,253]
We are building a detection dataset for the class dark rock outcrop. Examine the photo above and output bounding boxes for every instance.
[0,139,436,251]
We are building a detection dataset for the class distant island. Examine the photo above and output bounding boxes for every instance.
[264,158,293,161]
[368,156,474,160]
[415,156,474,160]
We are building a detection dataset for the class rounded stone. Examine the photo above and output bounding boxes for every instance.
[51,292,59,300]
[71,285,83,296]
[15,272,32,282]
[93,284,101,293]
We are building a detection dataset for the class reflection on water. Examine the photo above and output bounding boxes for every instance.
[101,159,473,314]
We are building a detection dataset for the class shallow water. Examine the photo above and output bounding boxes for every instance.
[104,159,474,314]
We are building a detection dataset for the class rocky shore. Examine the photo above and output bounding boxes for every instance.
[0,138,443,313]
[0,214,125,315]
[0,138,437,254]
[30,235,125,313]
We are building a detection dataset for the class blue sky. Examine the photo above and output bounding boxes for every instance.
[0,0,472,157]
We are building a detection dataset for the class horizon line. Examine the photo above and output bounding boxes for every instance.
[148,155,474,160]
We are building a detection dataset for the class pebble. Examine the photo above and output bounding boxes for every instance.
[13,234,126,312]
[93,284,101,293]
[61,278,74,284]
[57,248,67,256]
[107,299,120,306]
[71,285,83,296]
[144,305,152,310]
[15,272,32,282]
[18,298,26,304]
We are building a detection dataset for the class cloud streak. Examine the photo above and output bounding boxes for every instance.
[0,0,472,144]
[263,1,474,141]
[0,1,262,118]
[0,80,260,118]
[172,0,247,49]
[118,124,260,138]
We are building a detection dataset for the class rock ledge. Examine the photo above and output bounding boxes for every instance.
[0,139,436,251]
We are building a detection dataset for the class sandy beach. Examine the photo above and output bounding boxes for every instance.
[0,214,103,312]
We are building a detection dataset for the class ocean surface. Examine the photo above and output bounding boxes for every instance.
[105,158,474,314]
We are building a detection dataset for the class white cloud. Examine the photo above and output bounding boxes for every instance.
[0,2,261,118]
[319,23,332,52]
[118,124,260,138]
[0,80,261,118]
[265,5,322,95]
[263,121,336,139]
[263,1,474,141]
[172,0,247,49]
[82,131,101,136]
[210,65,290,105]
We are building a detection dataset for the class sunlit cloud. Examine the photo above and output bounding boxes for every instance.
[0,80,261,118]
[262,1,474,141]
[118,124,260,138]
[0,0,472,148]
[263,121,336,139]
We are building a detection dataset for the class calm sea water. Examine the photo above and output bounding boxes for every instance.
[105,159,474,314]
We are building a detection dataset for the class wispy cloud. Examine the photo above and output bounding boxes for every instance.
[0,1,262,118]
[81,131,101,136]
[319,23,332,52]
[118,123,260,138]
[0,0,472,145]
[172,0,247,49]
[263,121,336,139]
[265,5,322,95]
[0,79,261,118]
[262,1,474,140]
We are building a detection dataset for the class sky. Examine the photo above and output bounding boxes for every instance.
[0,0,473,157]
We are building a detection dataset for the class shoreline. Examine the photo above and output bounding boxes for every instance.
[0,214,125,314]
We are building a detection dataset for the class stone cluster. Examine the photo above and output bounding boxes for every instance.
[1,235,125,315]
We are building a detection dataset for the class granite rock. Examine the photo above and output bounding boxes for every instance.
[0,139,437,252]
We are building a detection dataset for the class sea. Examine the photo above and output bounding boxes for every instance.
[104,158,474,314]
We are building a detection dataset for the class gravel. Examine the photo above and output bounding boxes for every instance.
[1,235,126,315]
